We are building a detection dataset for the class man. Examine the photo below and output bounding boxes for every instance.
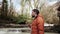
[29,9,44,34]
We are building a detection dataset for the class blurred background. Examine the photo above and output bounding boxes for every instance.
[0,0,60,34]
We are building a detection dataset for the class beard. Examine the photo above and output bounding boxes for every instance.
[32,15,35,18]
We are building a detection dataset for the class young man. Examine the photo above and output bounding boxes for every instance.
[29,9,44,34]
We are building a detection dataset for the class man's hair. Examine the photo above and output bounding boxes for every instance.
[57,6,60,11]
[32,9,39,15]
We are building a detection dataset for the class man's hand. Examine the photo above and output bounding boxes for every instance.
[28,24,32,28]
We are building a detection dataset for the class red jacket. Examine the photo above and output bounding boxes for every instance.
[30,14,44,34]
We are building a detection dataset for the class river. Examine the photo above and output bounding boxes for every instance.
[0,28,59,34]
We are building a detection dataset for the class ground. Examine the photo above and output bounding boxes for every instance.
[0,28,59,34]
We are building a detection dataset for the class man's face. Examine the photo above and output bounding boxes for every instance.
[32,11,36,18]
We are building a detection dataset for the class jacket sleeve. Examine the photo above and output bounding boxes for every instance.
[37,17,44,34]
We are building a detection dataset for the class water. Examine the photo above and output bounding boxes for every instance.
[0,28,59,34]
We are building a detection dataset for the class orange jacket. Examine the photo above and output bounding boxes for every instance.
[31,14,44,34]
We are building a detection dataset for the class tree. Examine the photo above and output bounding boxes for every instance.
[1,0,8,18]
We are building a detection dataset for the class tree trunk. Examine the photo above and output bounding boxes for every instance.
[1,0,8,18]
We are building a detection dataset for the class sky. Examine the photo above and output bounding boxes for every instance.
[0,0,59,13]
[12,0,21,12]
[47,0,58,6]
[0,0,20,12]
[0,0,2,2]
[12,0,59,12]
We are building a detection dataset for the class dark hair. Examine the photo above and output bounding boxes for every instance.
[32,9,39,15]
[57,6,60,11]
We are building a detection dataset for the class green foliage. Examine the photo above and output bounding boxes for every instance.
[15,15,28,24]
